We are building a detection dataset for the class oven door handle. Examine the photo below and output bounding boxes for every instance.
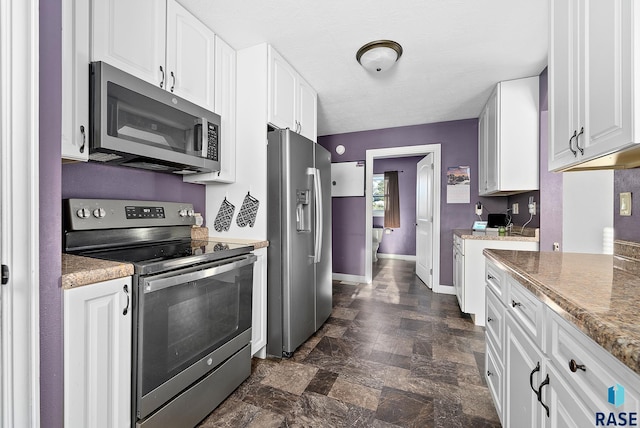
[143,254,257,294]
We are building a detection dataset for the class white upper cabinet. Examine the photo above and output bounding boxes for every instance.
[184,35,237,184]
[61,0,91,161]
[92,0,166,87]
[478,77,539,196]
[92,0,215,111]
[549,0,640,171]
[268,46,318,142]
[165,0,215,110]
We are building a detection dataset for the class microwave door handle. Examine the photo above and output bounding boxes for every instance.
[201,119,208,158]
[143,254,257,294]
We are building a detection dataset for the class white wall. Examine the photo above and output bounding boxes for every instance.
[562,170,614,253]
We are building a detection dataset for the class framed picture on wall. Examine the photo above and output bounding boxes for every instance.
[446,166,470,203]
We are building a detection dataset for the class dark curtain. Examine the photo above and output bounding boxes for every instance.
[384,171,400,228]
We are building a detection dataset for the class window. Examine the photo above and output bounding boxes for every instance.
[372,174,385,217]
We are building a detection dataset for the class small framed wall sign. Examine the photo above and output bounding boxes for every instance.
[620,192,632,216]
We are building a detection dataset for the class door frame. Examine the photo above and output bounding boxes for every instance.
[1,0,41,426]
[365,144,445,293]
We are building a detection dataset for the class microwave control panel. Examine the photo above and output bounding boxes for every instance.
[206,122,219,161]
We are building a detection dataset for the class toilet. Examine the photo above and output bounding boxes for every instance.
[372,227,384,262]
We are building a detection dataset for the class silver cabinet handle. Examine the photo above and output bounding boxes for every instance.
[159,65,165,88]
[123,284,130,316]
[170,71,175,92]
[79,125,86,153]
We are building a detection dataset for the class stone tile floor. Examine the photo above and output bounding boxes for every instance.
[198,259,501,427]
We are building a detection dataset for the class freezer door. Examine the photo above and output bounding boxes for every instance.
[314,144,333,328]
[281,130,316,353]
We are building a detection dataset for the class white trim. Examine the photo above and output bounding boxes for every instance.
[332,273,367,284]
[436,285,456,295]
[0,0,41,426]
[365,145,443,295]
[376,253,417,261]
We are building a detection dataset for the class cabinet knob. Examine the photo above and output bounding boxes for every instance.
[487,370,493,377]
[511,300,522,308]
[568,359,586,373]
[79,125,86,153]
[487,317,493,323]
[487,274,495,280]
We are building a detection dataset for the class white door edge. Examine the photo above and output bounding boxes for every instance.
[0,0,41,426]
[364,144,442,293]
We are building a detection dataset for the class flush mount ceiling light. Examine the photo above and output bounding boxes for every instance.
[356,40,403,72]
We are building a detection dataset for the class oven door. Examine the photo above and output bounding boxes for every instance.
[135,253,256,420]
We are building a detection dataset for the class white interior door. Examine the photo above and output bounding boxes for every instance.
[415,155,434,287]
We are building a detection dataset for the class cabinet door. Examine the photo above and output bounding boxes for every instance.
[166,0,215,111]
[268,47,297,131]
[251,248,267,357]
[478,107,488,194]
[92,0,166,87]
[584,0,634,157]
[485,88,499,193]
[213,36,236,182]
[297,77,317,142]
[505,314,547,428]
[64,278,132,428]
[549,0,584,171]
[61,0,90,161]
[545,365,593,428]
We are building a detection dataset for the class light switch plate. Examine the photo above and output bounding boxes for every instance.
[620,192,632,216]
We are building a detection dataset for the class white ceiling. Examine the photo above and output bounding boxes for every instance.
[180,0,549,137]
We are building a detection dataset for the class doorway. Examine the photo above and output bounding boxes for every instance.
[365,145,448,294]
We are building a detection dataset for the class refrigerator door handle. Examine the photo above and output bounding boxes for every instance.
[307,167,322,263]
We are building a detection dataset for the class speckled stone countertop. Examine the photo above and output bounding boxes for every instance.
[484,242,640,375]
[206,237,269,249]
[454,227,539,242]
[62,253,133,289]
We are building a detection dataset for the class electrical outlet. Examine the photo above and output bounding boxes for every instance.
[475,202,483,216]
[512,203,519,215]
[528,202,536,215]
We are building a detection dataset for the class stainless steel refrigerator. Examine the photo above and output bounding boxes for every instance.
[266,128,332,358]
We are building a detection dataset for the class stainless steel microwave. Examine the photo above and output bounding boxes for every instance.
[89,61,220,174]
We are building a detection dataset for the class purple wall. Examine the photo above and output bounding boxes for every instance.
[40,0,63,425]
[62,163,206,215]
[320,119,508,284]
[506,68,562,251]
[372,157,424,256]
[614,169,640,241]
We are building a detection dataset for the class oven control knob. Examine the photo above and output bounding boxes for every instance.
[187,209,195,217]
[76,208,91,219]
[178,209,188,217]
[93,208,106,219]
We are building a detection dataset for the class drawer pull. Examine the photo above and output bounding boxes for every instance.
[487,274,495,280]
[487,370,493,377]
[487,317,493,323]
[511,300,523,308]
[569,359,586,373]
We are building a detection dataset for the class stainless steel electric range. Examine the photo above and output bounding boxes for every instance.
[64,198,256,428]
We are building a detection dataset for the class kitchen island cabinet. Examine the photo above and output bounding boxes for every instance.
[453,229,539,326]
[484,247,640,424]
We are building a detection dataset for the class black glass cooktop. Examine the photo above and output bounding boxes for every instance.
[76,239,253,275]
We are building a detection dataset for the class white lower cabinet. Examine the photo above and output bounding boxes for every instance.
[64,277,132,428]
[485,258,640,426]
[251,247,267,357]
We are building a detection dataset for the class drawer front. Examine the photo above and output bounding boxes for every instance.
[506,276,543,348]
[547,309,640,414]
[485,286,504,360]
[485,340,503,424]
[486,260,505,301]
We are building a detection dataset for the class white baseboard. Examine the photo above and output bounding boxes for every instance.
[376,253,416,261]
[332,273,367,284]
[435,284,456,295]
